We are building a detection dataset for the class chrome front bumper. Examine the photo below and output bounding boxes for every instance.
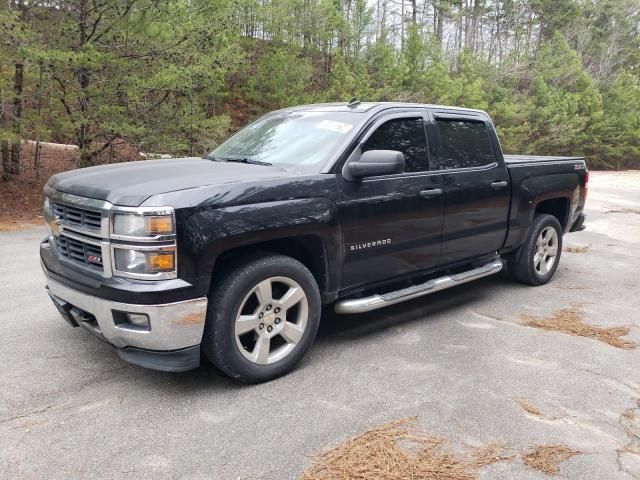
[46,277,208,352]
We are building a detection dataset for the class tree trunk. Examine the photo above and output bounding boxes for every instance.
[470,0,480,52]
[400,0,405,48]
[464,0,471,50]
[1,141,10,180]
[34,63,44,178]
[76,65,93,168]
[75,0,93,168]
[11,62,24,175]
[435,5,444,47]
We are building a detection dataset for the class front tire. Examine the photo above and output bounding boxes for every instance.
[509,214,563,286]
[202,253,321,383]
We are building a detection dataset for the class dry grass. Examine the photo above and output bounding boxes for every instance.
[299,418,508,480]
[0,140,140,223]
[619,444,640,456]
[471,442,512,467]
[522,306,636,350]
[605,208,640,215]
[622,409,636,421]
[514,398,543,417]
[522,445,580,475]
[564,245,590,253]
[617,402,640,472]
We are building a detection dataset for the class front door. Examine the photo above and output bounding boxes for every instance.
[426,111,510,264]
[337,112,445,290]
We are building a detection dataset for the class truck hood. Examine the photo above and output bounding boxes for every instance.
[48,157,292,206]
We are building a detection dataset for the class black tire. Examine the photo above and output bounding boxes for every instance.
[202,253,321,383]
[509,214,563,286]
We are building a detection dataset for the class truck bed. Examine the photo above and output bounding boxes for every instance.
[504,154,585,164]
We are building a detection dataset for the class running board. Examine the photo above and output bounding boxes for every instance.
[334,259,503,314]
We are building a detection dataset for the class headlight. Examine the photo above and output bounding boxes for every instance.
[113,247,176,279]
[110,207,176,279]
[111,208,175,240]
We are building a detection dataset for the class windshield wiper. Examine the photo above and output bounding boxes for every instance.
[219,156,272,166]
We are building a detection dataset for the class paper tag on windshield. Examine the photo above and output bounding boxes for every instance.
[317,120,353,134]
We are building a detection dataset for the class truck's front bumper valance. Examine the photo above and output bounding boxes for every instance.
[45,277,207,372]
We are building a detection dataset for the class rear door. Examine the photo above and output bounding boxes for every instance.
[337,111,444,290]
[426,111,510,264]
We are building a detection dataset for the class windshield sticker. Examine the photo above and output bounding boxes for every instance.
[317,120,353,134]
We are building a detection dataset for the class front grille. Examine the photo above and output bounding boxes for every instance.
[52,202,102,231]
[55,234,103,270]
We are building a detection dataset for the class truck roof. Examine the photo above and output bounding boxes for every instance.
[282,102,489,117]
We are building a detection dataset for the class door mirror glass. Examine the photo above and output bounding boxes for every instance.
[345,149,405,180]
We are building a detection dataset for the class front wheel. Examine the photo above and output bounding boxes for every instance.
[509,214,563,286]
[202,253,321,383]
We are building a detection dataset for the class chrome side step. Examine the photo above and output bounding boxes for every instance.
[334,259,503,314]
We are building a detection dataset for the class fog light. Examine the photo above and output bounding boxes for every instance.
[113,310,150,331]
[126,313,150,328]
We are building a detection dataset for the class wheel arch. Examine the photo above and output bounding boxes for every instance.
[181,197,342,302]
[534,197,570,231]
[208,235,334,303]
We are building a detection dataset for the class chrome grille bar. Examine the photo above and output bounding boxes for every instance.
[43,186,176,280]
[44,186,113,277]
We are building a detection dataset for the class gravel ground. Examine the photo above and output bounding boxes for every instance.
[1,171,639,479]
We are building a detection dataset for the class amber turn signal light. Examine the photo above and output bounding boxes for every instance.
[146,216,174,235]
[147,252,175,272]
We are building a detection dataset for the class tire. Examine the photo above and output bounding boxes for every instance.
[202,253,321,383]
[509,214,563,286]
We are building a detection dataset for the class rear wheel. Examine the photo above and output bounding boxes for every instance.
[202,253,321,383]
[509,214,563,286]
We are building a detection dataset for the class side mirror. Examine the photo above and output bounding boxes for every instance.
[344,149,405,180]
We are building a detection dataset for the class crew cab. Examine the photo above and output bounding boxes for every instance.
[41,102,588,382]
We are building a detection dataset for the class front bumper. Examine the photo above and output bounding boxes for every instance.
[46,277,208,372]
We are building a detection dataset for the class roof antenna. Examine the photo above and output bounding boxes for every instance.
[348,97,361,108]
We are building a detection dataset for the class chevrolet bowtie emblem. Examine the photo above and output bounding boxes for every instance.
[50,216,64,237]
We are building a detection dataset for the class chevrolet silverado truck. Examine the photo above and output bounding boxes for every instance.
[41,101,588,382]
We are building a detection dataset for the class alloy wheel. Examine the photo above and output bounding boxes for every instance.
[533,226,559,275]
[234,276,308,365]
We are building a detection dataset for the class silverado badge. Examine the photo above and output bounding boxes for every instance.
[349,238,392,252]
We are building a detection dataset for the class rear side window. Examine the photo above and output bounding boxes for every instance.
[430,119,495,170]
[362,118,429,173]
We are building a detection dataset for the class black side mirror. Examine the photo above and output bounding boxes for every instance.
[343,149,405,180]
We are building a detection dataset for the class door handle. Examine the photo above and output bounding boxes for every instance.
[420,188,443,199]
[491,181,508,190]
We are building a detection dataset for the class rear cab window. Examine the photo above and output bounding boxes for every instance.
[430,118,496,170]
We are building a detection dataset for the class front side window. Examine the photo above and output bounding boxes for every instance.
[362,118,429,173]
[430,119,495,170]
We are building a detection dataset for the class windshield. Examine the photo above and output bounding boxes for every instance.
[207,111,363,170]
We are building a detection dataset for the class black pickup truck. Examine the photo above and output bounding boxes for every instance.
[41,102,588,382]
